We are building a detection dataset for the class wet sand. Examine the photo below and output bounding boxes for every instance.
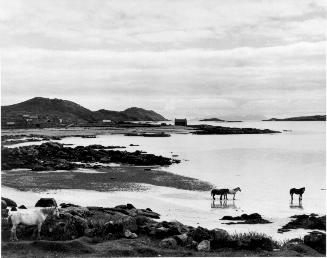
[1,166,212,192]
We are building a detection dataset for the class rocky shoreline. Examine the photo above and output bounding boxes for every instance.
[1,197,326,257]
[1,141,180,171]
[191,125,280,135]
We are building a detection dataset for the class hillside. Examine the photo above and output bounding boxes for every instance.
[2,97,95,124]
[263,115,326,121]
[93,107,167,122]
[1,97,168,128]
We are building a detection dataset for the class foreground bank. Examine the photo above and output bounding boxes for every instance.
[1,197,326,257]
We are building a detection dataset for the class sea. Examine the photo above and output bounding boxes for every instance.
[2,121,326,240]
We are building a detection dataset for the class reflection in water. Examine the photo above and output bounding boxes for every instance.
[211,199,239,209]
[289,199,303,209]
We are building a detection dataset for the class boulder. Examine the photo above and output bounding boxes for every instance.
[18,205,27,209]
[304,231,326,254]
[210,228,231,249]
[197,240,210,251]
[2,208,9,218]
[124,229,138,239]
[174,233,192,246]
[2,200,7,209]
[1,197,17,207]
[41,213,88,241]
[159,237,178,249]
[60,203,81,209]
[190,226,212,243]
[126,203,135,209]
[35,198,58,207]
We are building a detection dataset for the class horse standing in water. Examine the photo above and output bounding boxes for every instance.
[9,207,60,241]
[228,187,241,200]
[211,189,229,200]
[290,187,305,201]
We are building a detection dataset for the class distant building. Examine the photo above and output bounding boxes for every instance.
[174,118,187,126]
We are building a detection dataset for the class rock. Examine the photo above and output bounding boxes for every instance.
[18,205,27,209]
[35,198,58,207]
[11,207,17,211]
[60,203,81,208]
[221,213,272,225]
[210,228,231,249]
[2,200,7,209]
[126,203,135,209]
[159,237,177,249]
[279,214,326,232]
[197,240,210,251]
[41,213,88,241]
[1,197,17,207]
[154,227,169,238]
[124,229,137,239]
[190,226,212,243]
[61,206,89,218]
[283,239,322,256]
[174,233,192,246]
[304,231,326,254]
[2,208,9,218]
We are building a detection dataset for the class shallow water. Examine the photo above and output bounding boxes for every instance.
[2,121,326,239]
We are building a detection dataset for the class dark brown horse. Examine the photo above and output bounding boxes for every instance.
[211,189,229,200]
[290,187,305,201]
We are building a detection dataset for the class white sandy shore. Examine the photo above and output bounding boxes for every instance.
[2,185,322,242]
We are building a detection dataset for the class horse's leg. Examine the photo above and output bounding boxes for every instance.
[220,194,223,200]
[11,224,18,241]
[233,194,236,200]
[213,194,215,201]
[299,194,302,201]
[37,223,42,240]
[290,193,293,201]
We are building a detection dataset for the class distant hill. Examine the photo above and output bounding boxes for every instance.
[93,107,167,122]
[263,115,326,121]
[199,118,225,122]
[1,97,168,127]
[2,97,96,124]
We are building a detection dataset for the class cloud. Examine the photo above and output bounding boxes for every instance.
[0,0,326,118]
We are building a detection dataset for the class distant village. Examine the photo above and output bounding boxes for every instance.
[1,113,188,129]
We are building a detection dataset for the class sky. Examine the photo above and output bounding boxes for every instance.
[0,0,326,119]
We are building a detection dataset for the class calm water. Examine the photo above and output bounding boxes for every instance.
[3,121,326,240]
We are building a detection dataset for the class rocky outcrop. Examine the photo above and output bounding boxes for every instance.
[2,197,324,255]
[1,142,180,171]
[1,197,17,207]
[192,125,280,135]
[303,231,326,254]
[278,214,326,233]
[221,213,272,225]
[35,198,58,207]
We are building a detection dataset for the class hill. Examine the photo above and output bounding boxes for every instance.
[1,97,168,128]
[263,115,326,121]
[93,107,167,122]
[2,97,96,124]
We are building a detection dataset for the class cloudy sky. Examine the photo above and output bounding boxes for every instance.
[1,0,326,119]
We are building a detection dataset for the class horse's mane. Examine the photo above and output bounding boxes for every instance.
[40,207,56,215]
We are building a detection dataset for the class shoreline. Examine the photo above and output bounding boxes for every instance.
[1,194,325,256]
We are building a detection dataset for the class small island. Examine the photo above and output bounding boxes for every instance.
[199,118,225,122]
[263,115,326,121]
[199,118,243,123]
